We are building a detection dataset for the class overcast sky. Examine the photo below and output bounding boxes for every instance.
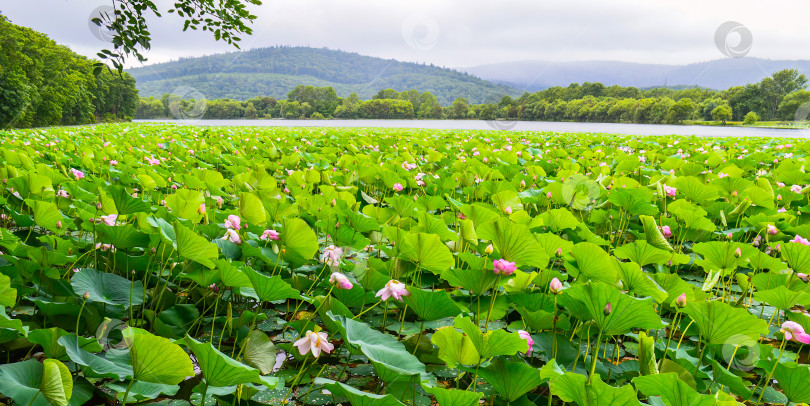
[3,0,809,69]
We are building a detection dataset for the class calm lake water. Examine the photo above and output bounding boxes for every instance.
[135,119,810,138]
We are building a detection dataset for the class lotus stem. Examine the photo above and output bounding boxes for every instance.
[587,330,604,385]
[754,339,786,406]
[483,274,503,331]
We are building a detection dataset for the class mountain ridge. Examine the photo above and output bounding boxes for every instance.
[461,57,810,91]
[127,46,521,105]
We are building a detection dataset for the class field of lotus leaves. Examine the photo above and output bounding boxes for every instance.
[0,123,810,406]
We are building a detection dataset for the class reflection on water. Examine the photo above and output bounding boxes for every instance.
[135,119,810,138]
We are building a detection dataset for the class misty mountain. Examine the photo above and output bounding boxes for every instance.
[463,58,810,91]
[127,46,520,105]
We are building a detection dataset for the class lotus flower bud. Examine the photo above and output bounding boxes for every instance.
[732,190,738,197]
[555,247,562,257]
[734,247,742,257]
[331,199,337,207]
[56,220,62,229]
[603,302,612,315]
[83,292,90,300]
[96,202,102,210]
[484,244,494,255]
[676,293,687,308]
[768,224,778,235]
[505,206,513,215]
[549,277,563,294]
[546,191,552,199]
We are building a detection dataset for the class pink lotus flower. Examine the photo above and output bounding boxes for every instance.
[110,160,118,166]
[99,214,117,226]
[224,215,241,230]
[768,224,778,235]
[376,280,410,302]
[661,225,672,238]
[393,183,404,192]
[70,168,85,179]
[665,186,677,198]
[216,196,224,208]
[676,293,687,308]
[791,185,803,194]
[294,330,334,357]
[198,204,206,215]
[517,330,534,355]
[146,157,160,166]
[493,259,517,276]
[329,272,353,290]
[321,245,343,267]
[797,273,809,282]
[504,206,513,215]
[222,229,242,245]
[260,229,280,241]
[791,235,810,246]
[56,190,69,198]
[780,321,810,344]
[549,277,563,294]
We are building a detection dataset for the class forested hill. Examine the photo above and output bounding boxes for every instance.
[0,17,138,128]
[127,46,520,105]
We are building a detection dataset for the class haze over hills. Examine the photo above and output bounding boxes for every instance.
[463,58,810,91]
[127,46,521,105]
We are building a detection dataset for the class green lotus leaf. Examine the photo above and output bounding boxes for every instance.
[242,330,277,375]
[454,316,528,359]
[564,242,620,284]
[474,358,544,402]
[0,273,17,307]
[682,300,767,344]
[315,378,404,406]
[616,261,669,303]
[184,335,261,387]
[403,287,462,321]
[399,232,454,274]
[422,385,483,406]
[608,187,658,216]
[239,192,267,226]
[123,327,194,385]
[754,285,810,310]
[58,335,134,379]
[241,266,301,302]
[279,217,319,267]
[106,185,151,215]
[328,312,432,385]
[477,218,549,269]
[558,282,664,335]
[70,268,144,307]
[782,242,810,274]
[550,372,642,406]
[769,360,810,404]
[165,189,205,221]
[0,358,72,406]
[637,330,657,376]
[633,372,735,406]
[173,221,219,269]
[430,325,480,368]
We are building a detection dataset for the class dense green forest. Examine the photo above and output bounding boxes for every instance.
[136,69,809,123]
[0,17,139,128]
[127,46,520,105]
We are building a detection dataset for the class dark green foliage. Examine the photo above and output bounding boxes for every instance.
[0,17,138,128]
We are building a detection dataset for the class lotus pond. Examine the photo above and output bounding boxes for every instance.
[0,124,809,406]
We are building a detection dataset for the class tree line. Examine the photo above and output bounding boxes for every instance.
[136,69,809,124]
[0,17,139,128]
